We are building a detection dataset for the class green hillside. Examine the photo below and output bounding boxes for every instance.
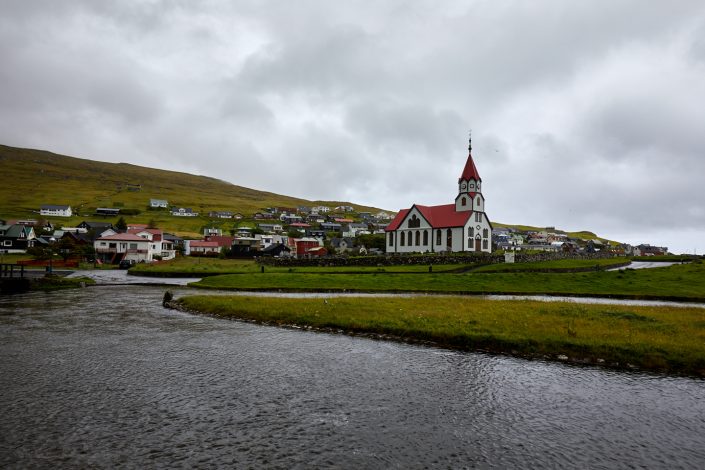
[0,144,382,237]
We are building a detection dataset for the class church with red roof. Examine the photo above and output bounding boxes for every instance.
[385,138,493,253]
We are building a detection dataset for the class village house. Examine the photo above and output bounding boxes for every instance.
[186,240,221,256]
[330,237,356,253]
[209,211,233,219]
[95,207,120,216]
[288,237,322,257]
[258,223,283,233]
[40,204,72,217]
[385,138,493,253]
[0,224,36,252]
[171,207,199,217]
[343,223,369,238]
[95,233,153,264]
[204,227,222,237]
[150,199,169,208]
[335,205,354,212]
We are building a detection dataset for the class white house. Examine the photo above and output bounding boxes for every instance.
[150,199,168,208]
[40,205,72,217]
[385,138,493,254]
[171,207,198,217]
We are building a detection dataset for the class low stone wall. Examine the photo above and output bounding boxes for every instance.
[257,251,619,268]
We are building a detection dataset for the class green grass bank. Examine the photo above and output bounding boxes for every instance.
[175,295,705,376]
[189,261,705,302]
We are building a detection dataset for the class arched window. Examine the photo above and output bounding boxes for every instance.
[423,230,428,245]
[408,214,420,228]
[388,232,393,246]
[476,197,481,206]
[483,228,488,238]
[446,229,453,250]
[436,229,441,245]
[468,236,472,248]
[400,232,405,246]
[461,197,466,206]
[483,240,488,250]
[415,230,420,246]
[468,227,474,237]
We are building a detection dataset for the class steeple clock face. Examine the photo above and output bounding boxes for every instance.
[461,182,467,191]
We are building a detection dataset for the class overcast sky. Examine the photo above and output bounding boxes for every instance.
[2,1,704,253]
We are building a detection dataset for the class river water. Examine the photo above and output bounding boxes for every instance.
[1,285,704,468]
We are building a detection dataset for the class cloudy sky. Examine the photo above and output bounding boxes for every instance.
[2,1,704,253]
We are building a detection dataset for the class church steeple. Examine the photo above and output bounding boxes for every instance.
[458,134,481,184]
[455,134,484,212]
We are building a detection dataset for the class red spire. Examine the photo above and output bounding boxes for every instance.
[458,137,481,182]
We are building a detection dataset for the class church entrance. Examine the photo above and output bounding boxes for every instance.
[475,237,481,252]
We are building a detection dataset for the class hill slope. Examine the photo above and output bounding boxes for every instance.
[0,144,381,236]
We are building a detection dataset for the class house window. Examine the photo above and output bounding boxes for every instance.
[130,243,138,250]
[436,229,441,245]
[423,230,428,245]
[483,228,488,238]
[400,232,405,246]
[415,230,420,246]
[3,240,11,246]
[389,233,394,246]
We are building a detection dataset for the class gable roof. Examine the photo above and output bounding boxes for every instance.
[459,151,481,182]
[386,205,472,231]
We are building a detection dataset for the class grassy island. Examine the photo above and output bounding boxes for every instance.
[189,261,705,302]
[176,295,705,376]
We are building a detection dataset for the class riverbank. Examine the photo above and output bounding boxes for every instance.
[188,261,705,302]
[175,295,705,377]
[0,274,95,294]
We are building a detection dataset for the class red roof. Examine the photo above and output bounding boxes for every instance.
[189,241,220,248]
[385,205,472,231]
[459,151,481,182]
[205,235,234,247]
[385,209,410,231]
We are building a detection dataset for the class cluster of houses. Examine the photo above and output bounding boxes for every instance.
[492,227,668,256]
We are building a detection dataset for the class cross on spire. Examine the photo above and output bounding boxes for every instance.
[468,130,472,152]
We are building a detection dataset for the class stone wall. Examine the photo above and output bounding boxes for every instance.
[257,251,619,268]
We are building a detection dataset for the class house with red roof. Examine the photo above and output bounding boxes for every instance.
[385,138,493,253]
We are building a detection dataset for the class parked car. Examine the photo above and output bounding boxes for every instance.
[119,259,136,269]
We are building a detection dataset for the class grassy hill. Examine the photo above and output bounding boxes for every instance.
[0,144,383,237]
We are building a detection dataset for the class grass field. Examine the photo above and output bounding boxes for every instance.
[176,295,705,376]
[130,256,469,275]
[470,257,629,272]
[190,261,705,301]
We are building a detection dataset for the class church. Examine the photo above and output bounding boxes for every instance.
[385,138,493,254]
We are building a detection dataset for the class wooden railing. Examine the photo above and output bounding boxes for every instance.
[0,264,26,278]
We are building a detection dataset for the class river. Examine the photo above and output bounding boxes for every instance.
[1,284,704,468]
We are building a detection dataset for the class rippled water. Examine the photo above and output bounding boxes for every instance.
[1,286,704,468]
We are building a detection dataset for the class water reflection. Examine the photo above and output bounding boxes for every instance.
[1,286,704,468]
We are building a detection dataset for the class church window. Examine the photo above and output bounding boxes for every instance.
[408,214,420,228]
[467,236,472,249]
[400,232,405,246]
[414,231,419,246]
[461,197,466,206]
[468,227,474,237]
[446,229,453,249]
[475,212,482,222]
[483,240,488,250]
[423,230,428,245]
[483,228,488,238]
[436,229,441,245]
[476,197,481,206]
[389,233,393,246]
